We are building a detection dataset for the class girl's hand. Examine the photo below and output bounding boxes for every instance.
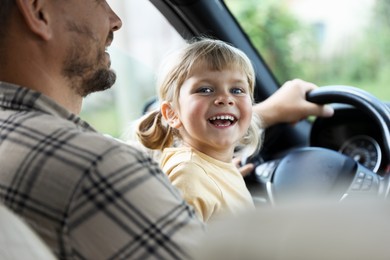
[233,157,254,177]
[254,79,334,127]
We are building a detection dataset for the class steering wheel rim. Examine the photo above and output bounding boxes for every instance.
[306,85,390,160]
[256,86,389,205]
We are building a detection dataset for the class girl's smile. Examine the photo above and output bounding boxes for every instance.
[208,114,237,128]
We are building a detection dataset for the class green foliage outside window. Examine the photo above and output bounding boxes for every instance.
[225,0,390,100]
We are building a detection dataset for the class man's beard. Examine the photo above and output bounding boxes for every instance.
[63,25,116,97]
[63,48,117,97]
[79,66,116,97]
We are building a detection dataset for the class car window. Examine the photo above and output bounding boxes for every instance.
[81,0,390,138]
[224,0,390,100]
[80,0,184,138]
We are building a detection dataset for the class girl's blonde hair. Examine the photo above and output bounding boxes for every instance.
[136,37,262,156]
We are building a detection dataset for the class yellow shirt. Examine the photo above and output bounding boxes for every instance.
[160,147,255,222]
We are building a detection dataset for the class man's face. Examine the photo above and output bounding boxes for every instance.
[59,0,122,97]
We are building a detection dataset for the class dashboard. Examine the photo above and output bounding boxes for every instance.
[310,104,387,175]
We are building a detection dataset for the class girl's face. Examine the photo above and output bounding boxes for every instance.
[172,63,253,162]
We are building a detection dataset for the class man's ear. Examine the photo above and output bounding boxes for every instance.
[15,0,52,40]
[161,101,182,129]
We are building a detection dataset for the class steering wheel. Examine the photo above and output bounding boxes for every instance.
[251,86,390,205]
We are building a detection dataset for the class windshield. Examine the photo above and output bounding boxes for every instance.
[225,0,390,100]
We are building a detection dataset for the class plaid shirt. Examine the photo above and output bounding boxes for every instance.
[0,82,203,259]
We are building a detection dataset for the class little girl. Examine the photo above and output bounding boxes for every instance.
[136,38,261,222]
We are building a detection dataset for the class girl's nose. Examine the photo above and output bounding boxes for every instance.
[214,95,234,106]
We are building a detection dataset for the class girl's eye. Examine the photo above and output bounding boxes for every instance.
[197,87,213,93]
[231,88,245,94]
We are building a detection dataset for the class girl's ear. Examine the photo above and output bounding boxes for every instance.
[15,0,53,41]
[161,101,182,129]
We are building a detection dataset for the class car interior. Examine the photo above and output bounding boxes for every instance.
[92,0,390,206]
[2,0,390,258]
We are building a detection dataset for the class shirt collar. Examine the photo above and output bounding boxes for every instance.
[0,81,93,130]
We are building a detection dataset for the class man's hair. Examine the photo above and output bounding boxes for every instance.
[0,0,15,41]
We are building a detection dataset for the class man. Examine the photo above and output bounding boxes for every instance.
[0,0,332,259]
[0,1,203,258]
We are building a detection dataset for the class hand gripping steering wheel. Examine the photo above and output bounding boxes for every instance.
[253,86,390,205]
